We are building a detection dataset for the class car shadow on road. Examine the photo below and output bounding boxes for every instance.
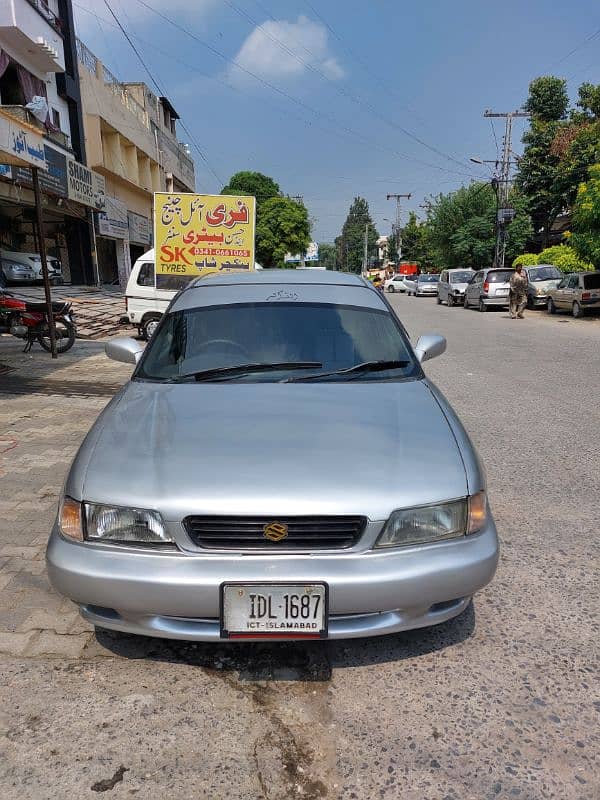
[93,602,475,683]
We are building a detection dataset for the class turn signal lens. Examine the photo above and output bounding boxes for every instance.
[59,496,84,541]
[468,492,487,535]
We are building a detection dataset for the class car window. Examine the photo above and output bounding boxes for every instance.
[529,266,561,281]
[568,275,580,289]
[583,273,600,290]
[418,274,439,282]
[487,270,512,283]
[557,277,568,289]
[450,271,473,283]
[137,302,419,383]
[137,262,155,287]
[394,275,404,281]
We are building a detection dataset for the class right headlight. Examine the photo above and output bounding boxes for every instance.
[375,492,487,549]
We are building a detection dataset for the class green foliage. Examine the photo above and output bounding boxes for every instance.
[523,76,569,121]
[335,197,379,273]
[317,242,336,270]
[255,197,311,268]
[386,232,399,264]
[576,82,600,119]
[424,183,531,269]
[570,163,600,267]
[512,253,539,267]
[400,211,435,268]
[536,244,593,273]
[220,171,280,208]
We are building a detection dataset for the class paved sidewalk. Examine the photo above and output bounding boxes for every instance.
[7,285,131,339]
[0,337,133,658]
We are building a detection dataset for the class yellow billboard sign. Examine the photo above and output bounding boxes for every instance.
[154,192,256,290]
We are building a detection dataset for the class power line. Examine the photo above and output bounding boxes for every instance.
[102,0,223,185]
[127,0,483,180]
[548,26,600,69]
[224,0,473,171]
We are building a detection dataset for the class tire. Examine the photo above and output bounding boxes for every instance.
[547,298,556,315]
[572,301,584,319]
[463,295,469,309]
[478,299,488,312]
[387,285,394,293]
[141,314,162,340]
[50,276,64,287]
[526,294,534,309]
[37,320,76,353]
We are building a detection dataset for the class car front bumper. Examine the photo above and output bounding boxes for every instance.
[415,289,439,296]
[46,517,499,641]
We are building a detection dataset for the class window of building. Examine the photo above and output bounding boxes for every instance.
[0,65,26,106]
[51,108,60,130]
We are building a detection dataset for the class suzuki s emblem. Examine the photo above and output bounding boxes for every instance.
[263,522,288,542]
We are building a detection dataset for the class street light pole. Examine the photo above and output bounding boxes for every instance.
[31,167,57,359]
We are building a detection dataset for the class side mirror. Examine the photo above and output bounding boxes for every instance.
[105,337,144,365]
[415,334,446,363]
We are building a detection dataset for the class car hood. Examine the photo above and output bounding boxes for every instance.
[533,279,561,291]
[450,282,470,291]
[79,379,468,521]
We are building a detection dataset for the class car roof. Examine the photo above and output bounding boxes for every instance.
[446,267,474,272]
[186,269,367,289]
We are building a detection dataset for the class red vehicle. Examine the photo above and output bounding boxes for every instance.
[0,289,76,353]
[397,261,419,276]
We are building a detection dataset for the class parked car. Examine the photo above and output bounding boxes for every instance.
[121,248,264,340]
[47,269,498,643]
[547,271,600,318]
[523,264,562,308]
[406,273,440,297]
[384,274,408,293]
[1,249,64,286]
[437,269,475,307]
[463,268,513,311]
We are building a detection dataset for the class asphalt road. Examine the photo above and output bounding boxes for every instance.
[2,295,599,799]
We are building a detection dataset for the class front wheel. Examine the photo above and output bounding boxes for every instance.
[572,301,584,318]
[548,298,556,315]
[463,296,469,309]
[37,320,76,353]
[387,285,394,293]
[141,314,162,340]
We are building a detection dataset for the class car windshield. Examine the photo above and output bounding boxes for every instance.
[450,271,473,283]
[488,270,512,283]
[583,273,600,290]
[529,266,561,281]
[137,301,419,382]
[418,274,439,283]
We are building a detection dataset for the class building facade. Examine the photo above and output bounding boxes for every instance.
[76,39,195,284]
[0,0,95,283]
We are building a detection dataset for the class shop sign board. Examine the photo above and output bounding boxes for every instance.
[12,144,68,197]
[97,195,129,239]
[67,160,106,209]
[0,114,47,169]
[284,241,319,263]
[127,211,151,245]
[154,192,256,290]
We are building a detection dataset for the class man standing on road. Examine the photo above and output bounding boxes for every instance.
[509,265,528,319]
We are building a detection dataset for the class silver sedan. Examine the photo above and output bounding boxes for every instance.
[46,270,498,642]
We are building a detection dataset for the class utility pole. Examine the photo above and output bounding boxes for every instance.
[386,193,411,261]
[483,110,529,269]
[362,222,368,275]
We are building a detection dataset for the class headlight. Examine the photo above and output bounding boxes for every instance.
[375,493,487,548]
[84,503,174,545]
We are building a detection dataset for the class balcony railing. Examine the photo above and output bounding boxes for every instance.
[24,0,63,35]
[1,105,72,152]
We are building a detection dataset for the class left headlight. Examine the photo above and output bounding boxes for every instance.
[375,493,487,549]
[84,503,174,545]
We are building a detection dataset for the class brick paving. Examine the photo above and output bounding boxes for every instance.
[0,336,133,658]
[6,285,132,339]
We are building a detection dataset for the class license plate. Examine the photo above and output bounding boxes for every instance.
[495,288,509,296]
[221,583,328,639]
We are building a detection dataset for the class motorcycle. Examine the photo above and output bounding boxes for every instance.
[0,290,77,353]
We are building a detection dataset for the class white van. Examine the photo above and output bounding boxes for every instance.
[122,249,264,339]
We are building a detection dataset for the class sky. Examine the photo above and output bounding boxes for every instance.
[72,0,600,242]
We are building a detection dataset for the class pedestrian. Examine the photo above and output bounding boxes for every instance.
[509,265,528,318]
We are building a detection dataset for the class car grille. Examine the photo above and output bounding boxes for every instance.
[183,515,367,550]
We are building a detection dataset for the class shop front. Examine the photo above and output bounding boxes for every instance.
[127,210,151,267]
[96,195,130,286]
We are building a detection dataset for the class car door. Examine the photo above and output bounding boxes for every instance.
[552,276,568,307]
[560,275,579,307]
[440,271,448,301]
[467,272,481,305]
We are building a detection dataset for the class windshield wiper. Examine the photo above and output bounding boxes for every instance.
[283,359,410,383]
[164,361,322,383]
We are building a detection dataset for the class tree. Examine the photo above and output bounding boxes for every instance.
[220,171,280,228]
[335,197,378,273]
[523,76,569,121]
[385,232,399,264]
[400,211,435,268]
[570,163,600,268]
[255,197,310,268]
[512,253,539,267]
[425,183,531,269]
[536,244,593,272]
[317,242,336,270]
